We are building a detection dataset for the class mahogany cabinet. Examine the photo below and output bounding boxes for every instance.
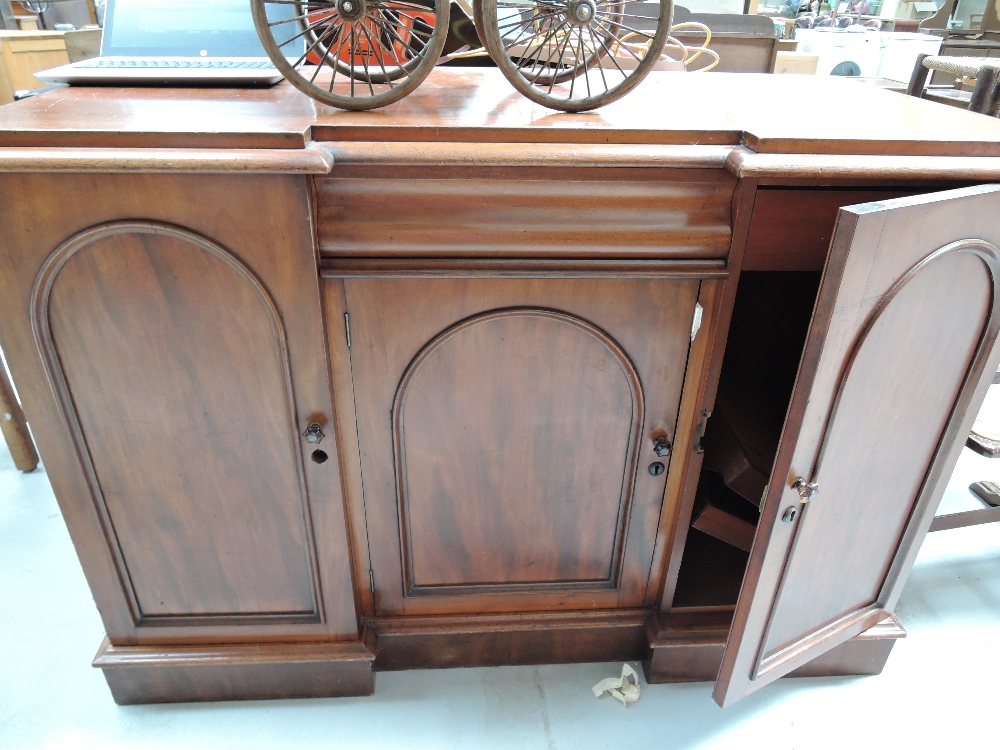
[2,70,1000,707]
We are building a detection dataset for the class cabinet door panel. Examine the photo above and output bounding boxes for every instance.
[715,185,1000,706]
[343,278,700,616]
[35,225,320,622]
[399,309,640,590]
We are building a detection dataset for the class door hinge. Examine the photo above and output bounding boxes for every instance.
[368,569,375,592]
[690,302,704,342]
[693,410,712,453]
[344,312,352,348]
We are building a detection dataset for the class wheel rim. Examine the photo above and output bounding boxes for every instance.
[252,0,449,110]
[480,0,672,112]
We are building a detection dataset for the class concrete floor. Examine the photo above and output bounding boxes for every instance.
[2,394,999,749]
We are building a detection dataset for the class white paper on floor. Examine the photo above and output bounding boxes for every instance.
[592,663,641,706]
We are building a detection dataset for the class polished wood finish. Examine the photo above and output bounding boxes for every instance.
[716,185,1000,707]
[3,72,1000,705]
[340,277,701,616]
[0,143,334,173]
[316,171,734,260]
[367,610,650,671]
[742,188,911,272]
[324,142,734,169]
[929,506,1000,531]
[728,148,1000,183]
[0,352,36,471]
[0,172,359,646]
[645,612,905,683]
[5,71,1000,155]
[94,638,375,704]
[653,178,760,616]
[36,223,322,622]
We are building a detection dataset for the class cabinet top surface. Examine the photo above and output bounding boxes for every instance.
[3,68,1000,157]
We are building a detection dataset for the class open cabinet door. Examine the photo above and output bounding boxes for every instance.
[714,184,1000,707]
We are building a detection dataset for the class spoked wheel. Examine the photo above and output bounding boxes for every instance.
[478,0,672,112]
[251,0,449,110]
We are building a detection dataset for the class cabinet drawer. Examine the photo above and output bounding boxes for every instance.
[315,172,735,260]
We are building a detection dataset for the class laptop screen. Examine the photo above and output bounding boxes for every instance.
[101,0,295,57]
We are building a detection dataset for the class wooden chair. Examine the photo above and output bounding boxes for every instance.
[906,53,1000,115]
[930,370,1000,531]
[0,354,38,472]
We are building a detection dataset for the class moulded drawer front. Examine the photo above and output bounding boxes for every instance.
[315,173,735,259]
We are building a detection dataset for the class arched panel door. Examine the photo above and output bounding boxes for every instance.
[31,222,329,630]
[716,185,1000,707]
[344,278,703,616]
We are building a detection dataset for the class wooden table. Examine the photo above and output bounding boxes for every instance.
[1,70,1000,708]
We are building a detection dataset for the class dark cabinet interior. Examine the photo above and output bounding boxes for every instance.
[673,271,821,607]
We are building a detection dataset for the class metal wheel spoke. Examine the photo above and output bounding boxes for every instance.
[517,19,565,73]
[479,0,668,111]
[589,17,646,65]
[277,13,334,49]
[374,11,428,59]
[591,11,656,39]
[501,8,564,53]
[503,13,555,53]
[290,17,342,68]
[377,13,410,70]
[256,0,458,109]
[307,21,343,81]
[269,9,327,26]
[386,10,436,35]
[359,20,396,87]
[590,23,627,78]
[328,22,352,89]
[496,7,561,33]
[545,26,576,93]
[587,26,611,89]
[351,23,378,95]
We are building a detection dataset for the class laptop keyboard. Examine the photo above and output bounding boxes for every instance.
[76,59,275,69]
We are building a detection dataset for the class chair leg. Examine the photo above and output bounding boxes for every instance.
[970,65,1000,114]
[906,52,931,98]
[0,358,38,473]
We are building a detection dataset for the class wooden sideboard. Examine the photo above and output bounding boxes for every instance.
[2,70,1000,707]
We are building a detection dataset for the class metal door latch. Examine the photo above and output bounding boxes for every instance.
[792,477,819,503]
[304,422,325,444]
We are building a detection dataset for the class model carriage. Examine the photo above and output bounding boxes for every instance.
[250,0,674,111]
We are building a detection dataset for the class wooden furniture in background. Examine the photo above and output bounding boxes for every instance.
[774,51,819,74]
[0,1,16,30]
[0,353,37,472]
[1,72,1000,708]
[673,7,779,73]
[908,53,1000,115]
[0,29,67,103]
[62,27,98,61]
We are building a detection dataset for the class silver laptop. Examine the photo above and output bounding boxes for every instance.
[36,0,301,87]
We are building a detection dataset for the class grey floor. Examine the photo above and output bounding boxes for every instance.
[3,395,1000,750]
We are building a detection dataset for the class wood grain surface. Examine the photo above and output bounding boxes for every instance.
[316,171,735,259]
[339,277,701,616]
[2,70,1000,156]
[0,173,360,645]
[0,143,334,173]
[716,184,1000,707]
